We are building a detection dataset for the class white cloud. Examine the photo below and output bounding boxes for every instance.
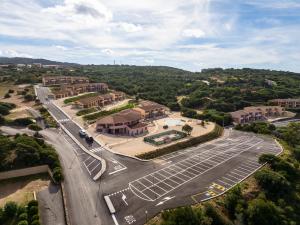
[0,49,32,58]
[118,22,143,33]
[54,45,68,51]
[101,48,114,55]
[182,29,206,38]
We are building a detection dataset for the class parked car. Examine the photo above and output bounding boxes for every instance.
[85,136,94,144]
[79,129,87,137]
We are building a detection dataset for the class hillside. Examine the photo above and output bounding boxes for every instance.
[0,57,79,66]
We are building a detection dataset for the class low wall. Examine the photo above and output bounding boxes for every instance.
[0,165,49,181]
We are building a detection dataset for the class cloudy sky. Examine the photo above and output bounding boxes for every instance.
[0,0,299,72]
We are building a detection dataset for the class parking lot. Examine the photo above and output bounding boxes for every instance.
[106,130,282,225]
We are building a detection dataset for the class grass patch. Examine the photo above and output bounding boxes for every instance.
[0,83,15,96]
[76,107,98,116]
[63,92,99,104]
[83,102,136,122]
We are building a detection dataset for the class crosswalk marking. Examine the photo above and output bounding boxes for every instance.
[90,147,104,153]
[58,119,70,122]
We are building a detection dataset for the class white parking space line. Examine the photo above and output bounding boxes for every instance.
[237,166,252,173]
[230,171,245,178]
[233,169,248,175]
[222,176,237,184]
[240,164,256,170]
[129,137,265,201]
[90,163,100,173]
[217,179,232,187]
[86,159,96,167]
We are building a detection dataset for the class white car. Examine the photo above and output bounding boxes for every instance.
[79,129,87,137]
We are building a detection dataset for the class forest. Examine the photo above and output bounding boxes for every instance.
[1,66,300,126]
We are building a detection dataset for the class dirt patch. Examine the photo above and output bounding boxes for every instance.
[0,174,50,207]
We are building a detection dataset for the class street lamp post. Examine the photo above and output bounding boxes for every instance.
[145,210,148,223]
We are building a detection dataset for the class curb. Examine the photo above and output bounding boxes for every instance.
[45,103,106,180]
[61,182,71,225]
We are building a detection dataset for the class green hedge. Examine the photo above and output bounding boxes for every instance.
[83,103,136,122]
[76,107,98,116]
[137,125,224,159]
[63,92,99,104]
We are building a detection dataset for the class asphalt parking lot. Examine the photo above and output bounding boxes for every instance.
[105,130,282,225]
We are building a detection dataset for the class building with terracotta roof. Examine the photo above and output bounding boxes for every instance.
[42,76,89,86]
[269,98,300,109]
[74,92,125,109]
[96,109,148,136]
[52,83,109,99]
[230,106,286,124]
[134,100,167,119]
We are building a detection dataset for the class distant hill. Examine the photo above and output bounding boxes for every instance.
[0,57,80,66]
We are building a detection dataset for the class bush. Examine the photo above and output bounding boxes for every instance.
[31,214,39,221]
[4,93,11,98]
[76,107,98,116]
[27,200,38,208]
[18,212,28,221]
[28,206,38,216]
[0,207,4,224]
[17,221,28,225]
[53,167,64,183]
[24,94,35,101]
[4,201,18,217]
[11,118,34,126]
[30,220,40,225]
[28,124,42,131]
[8,89,14,93]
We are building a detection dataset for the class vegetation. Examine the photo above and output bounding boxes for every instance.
[38,106,57,128]
[27,124,42,131]
[76,107,98,116]
[138,125,223,159]
[0,133,63,183]
[83,102,136,122]
[235,122,276,134]
[0,102,16,116]
[63,92,99,104]
[0,200,40,225]
[182,124,193,135]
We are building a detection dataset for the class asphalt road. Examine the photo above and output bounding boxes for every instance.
[34,85,283,225]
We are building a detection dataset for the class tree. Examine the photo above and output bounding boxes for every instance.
[4,201,18,217]
[161,206,212,225]
[247,198,282,225]
[182,124,193,135]
[224,185,244,219]
[204,203,233,225]
[254,168,291,198]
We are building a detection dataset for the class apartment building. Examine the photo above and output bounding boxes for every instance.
[42,76,89,86]
[53,83,108,99]
[134,101,167,120]
[230,106,286,124]
[96,109,148,136]
[75,92,125,109]
[269,98,300,109]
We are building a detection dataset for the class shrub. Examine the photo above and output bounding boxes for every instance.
[30,220,40,225]
[12,118,34,126]
[17,221,28,225]
[24,94,35,101]
[0,207,4,224]
[28,206,38,216]
[28,124,42,131]
[4,93,11,98]
[8,89,14,93]
[18,212,28,221]
[76,108,98,116]
[31,214,39,221]
[17,205,26,215]
[27,200,38,208]
[52,167,64,183]
[4,201,18,217]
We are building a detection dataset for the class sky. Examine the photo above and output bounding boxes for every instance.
[0,0,300,72]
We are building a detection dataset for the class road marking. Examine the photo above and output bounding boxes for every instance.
[122,193,128,206]
[155,196,175,206]
[129,137,264,201]
[111,214,119,225]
